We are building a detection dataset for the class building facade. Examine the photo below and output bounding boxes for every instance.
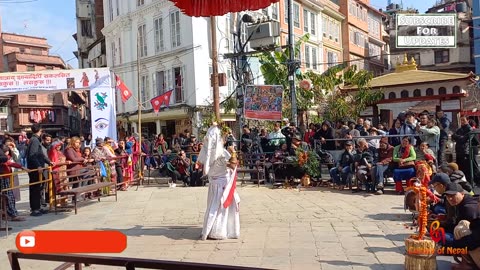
[1,32,82,136]
[74,0,106,69]
[102,0,237,138]
[339,0,387,76]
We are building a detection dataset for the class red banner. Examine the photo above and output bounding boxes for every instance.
[150,90,173,113]
[115,75,132,103]
[244,85,283,121]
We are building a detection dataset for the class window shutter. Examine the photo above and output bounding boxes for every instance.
[152,72,157,97]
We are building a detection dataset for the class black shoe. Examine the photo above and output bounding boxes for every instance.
[39,209,49,214]
[30,210,42,217]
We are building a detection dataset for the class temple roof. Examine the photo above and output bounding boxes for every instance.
[341,69,475,91]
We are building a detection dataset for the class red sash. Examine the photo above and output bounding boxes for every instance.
[222,167,238,208]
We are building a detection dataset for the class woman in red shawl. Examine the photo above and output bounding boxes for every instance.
[48,140,70,200]
[392,136,416,194]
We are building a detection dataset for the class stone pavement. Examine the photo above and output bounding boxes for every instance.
[0,180,455,270]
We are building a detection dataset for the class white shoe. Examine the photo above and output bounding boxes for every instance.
[168,182,172,188]
[171,183,176,188]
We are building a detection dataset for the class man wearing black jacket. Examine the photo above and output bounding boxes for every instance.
[441,182,480,245]
[26,124,53,216]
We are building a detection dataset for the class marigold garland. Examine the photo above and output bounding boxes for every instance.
[406,185,428,240]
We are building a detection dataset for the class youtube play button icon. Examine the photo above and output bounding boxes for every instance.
[16,230,36,253]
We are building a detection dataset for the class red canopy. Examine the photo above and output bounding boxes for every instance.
[169,0,280,17]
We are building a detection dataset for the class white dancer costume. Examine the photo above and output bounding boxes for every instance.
[198,124,240,240]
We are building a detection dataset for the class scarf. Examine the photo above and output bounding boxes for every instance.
[400,144,411,159]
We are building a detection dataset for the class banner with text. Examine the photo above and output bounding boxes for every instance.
[0,68,116,140]
[244,85,283,121]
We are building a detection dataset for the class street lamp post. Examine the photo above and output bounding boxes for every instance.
[287,0,297,126]
[136,31,143,181]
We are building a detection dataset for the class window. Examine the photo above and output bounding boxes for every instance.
[137,0,144,6]
[118,37,122,64]
[154,17,164,53]
[0,118,7,131]
[413,89,421,97]
[368,43,381,60]
[140,74,150,104]
[311,13,316,35]
[426,88,434,95]
[111,41,116,66]
[312,47,318,70]
[453,86,461,93]
[108,0,113,22]
[0,107,7,113]
[138,24,147,57]
[155,71,166,96]
[26,65,34,71]
[435,50,449,63]
[388,92,396,99]
[272,3,278,20]
[262,8,268,16]
[293,4,300,28]
[170,11,181,48]
[353,30,365,47]
[401,90,409,98]
[31,48,42,55]
[115,0,119,16]
[304,9,309,32]
[19,47,25,53]
[368,15,380,37]
[28,95,37,102]
[284,0,288,23]
[327,51,338,68]
[47,93,55,102]
[81,19,93,38]
[305,45,311,68]
[439,87,447,95]
[45,66,53,70]
[173,67,184,103]
[322,16,328,37]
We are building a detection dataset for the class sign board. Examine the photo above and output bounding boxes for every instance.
[244,85,283,121]
[0,68,117,140]
[441,99,461,111]
[396,14,457,48]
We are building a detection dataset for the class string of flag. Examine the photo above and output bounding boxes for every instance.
[115,74,173,113]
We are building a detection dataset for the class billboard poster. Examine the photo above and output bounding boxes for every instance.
[244,85,283,121]
[0,68,116,140]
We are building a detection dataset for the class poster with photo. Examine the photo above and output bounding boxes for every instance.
[244,85,283,121]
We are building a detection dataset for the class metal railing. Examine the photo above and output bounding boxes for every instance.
[7,250,273,270]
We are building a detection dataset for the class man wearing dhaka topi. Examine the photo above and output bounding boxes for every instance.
[197,121,240,240]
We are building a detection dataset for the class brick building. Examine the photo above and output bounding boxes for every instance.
[1,32,84,136]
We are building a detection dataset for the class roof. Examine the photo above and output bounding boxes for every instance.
[10,53,66,67]
[341,70,475,90]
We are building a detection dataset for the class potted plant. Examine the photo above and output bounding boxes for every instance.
[296,148,321,186]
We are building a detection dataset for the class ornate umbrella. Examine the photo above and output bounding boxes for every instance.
[169,0,279,17]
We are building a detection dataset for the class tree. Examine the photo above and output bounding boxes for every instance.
[259,34,313,121]
[308,65,383,122]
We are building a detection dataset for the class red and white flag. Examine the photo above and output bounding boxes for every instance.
[150,90,173,113]
[115,75,132,103]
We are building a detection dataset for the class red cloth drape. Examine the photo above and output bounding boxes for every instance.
[170,0,280,17]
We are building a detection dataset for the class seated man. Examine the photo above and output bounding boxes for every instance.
[440,163,474,194]
[372,140,393,195]
[329,141,355,190]
[354,138,377,193]
[440,182,480,246]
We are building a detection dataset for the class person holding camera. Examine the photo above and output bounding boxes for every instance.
[170,150,191,187]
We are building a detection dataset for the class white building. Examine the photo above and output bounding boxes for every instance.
[102,0,238,138]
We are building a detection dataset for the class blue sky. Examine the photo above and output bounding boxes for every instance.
[370,0,438,13]
[0,0,78,68]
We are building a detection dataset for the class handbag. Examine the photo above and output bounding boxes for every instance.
[99,161,107,177]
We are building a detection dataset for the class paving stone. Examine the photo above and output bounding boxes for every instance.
[0,178,455,270]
